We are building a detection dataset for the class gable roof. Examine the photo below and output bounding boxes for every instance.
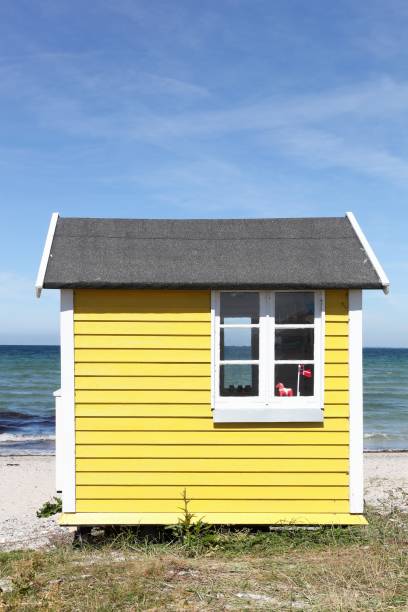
[36,214,389,296]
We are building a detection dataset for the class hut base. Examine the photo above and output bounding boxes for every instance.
[60,512,368,526]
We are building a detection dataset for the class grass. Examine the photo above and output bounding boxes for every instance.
[0,506,407,611]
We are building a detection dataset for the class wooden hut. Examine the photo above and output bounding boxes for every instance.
[36,213,389,526]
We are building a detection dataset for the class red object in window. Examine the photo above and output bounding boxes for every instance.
[276,382,294,396]
[298,365,312,378]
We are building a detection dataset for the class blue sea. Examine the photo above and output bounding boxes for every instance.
[0,346,407,454]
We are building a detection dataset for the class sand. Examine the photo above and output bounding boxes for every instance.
[0,456,74,552]
[0,453,407,551]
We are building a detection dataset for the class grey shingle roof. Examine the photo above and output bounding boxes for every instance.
[41,216,385,290]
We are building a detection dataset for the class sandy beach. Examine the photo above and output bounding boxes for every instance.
[0,453,407,551]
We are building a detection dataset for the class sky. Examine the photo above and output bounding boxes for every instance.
[0,0,407,346]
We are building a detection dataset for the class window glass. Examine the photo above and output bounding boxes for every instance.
[275,329,314,360]
[220,292,259,324]
[220,327,259,360]
[275,364,314,397]
[275,292,314,324]
[220,364,259,396]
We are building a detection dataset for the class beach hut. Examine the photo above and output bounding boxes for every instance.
[36,214,389,527]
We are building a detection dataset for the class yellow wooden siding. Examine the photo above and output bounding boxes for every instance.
[73,288,351,520]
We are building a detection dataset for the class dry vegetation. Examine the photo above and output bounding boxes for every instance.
[0,504,407,611]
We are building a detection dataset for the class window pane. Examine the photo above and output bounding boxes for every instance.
[275,292,314,324]
[220,364,259,396]
[221,327,259,360]
[275,329,314,360]
[275,364,314,397]
[221,292,259,324]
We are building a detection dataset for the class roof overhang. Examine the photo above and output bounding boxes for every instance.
[35,212,59,298]
[35,213,389,294]
[346,212,390,294]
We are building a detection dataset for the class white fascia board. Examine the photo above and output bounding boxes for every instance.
[35,212,59,298]
[346,212,390,294]
[349,289,364,513]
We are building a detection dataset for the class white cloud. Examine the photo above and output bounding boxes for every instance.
[270,127,408,184]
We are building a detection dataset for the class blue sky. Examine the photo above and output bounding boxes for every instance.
[0,0,407,346]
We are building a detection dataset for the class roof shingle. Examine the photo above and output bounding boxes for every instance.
[42,216,384,290]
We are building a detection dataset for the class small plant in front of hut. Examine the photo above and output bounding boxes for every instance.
[36,497,62,518]
[165,489,212,554]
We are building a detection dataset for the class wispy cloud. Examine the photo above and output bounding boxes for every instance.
[270,128,408,184]
[2,46,408,187]
[126,77,408,141]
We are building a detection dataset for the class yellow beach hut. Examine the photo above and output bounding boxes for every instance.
[36,214,389,527]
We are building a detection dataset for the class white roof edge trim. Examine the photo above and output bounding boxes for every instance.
[346,211,390,294]
[35,212,59,298]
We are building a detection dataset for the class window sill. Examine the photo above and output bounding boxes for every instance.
[212,406,324,423]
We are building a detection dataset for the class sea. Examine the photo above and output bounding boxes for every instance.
[0,346,407,455]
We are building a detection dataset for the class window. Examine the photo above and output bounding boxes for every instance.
[212,290,324,422]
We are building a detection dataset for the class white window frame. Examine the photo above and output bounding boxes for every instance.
[211,289,325,423]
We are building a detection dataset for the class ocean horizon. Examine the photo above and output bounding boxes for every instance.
[0,345,407,455]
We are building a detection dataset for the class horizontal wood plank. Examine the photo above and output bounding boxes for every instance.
[75,363,211,376]
[75,289,210,315]
[76,472,349,486]
[76,444,348,459]
[75,416,349,431]
[75,349,210,363]
[76,458,349,472]
[76,499,350,513]
[75,404,349,418]
[325,336,348,350]
[325,377,348,391]
[75,376,211,391]
[325,322,348,336]
[325,390,349,404]
[325,290,348,314]
[75,335,211,349]
[76,428,348,446]
[325,364,348,376]
[324,350,348,364]
[75,321,210,336]
[75,390,211,403]
[76,485,349,500]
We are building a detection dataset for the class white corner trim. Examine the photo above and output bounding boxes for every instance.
[349,289,364,514]
[54,388,63,493]
[35,212,59,298]
[346,212,390,294]
[60,289,76,512]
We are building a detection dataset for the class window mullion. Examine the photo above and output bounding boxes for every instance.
[271,290,276,401]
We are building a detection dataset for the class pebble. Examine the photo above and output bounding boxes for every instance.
[0,515,75,552]
[0,577,13,593]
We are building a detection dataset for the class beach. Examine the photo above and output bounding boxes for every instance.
[0,455,73,551]
[0,453,407,551]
